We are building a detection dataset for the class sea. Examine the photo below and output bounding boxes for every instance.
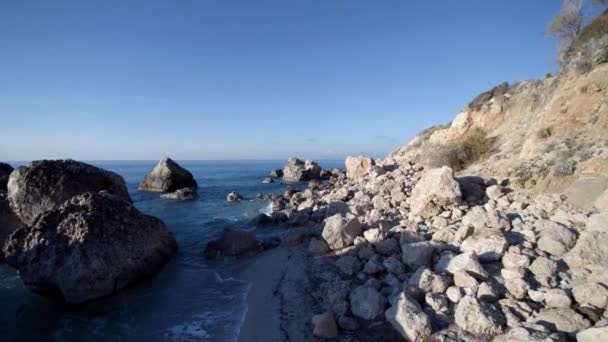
[0,160,342,341]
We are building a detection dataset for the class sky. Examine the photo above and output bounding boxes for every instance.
[0,1,575,161]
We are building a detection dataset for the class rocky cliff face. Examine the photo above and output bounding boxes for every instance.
[389,12,608,211]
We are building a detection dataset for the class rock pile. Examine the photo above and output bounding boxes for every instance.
[283,157,322,182]
[266,156,608,340]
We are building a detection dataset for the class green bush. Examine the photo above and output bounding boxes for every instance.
[454,128,496,171]
[567,9,608,53]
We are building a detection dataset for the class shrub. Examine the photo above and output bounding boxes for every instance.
[567,9,608,53]
[455,128,496,171]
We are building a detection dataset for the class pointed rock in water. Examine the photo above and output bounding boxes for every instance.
[203,229,262,259]
[262,177,274,184]
[0,162,13,191]
[138,157,197,193]
[269,169,283,177]
[7,159,131,226]
[282,157,322,182]
[3,191,177,304]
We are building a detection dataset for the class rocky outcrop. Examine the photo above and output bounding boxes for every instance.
[0,162,13,191]
[138,157,197,193]
[161,187,197,200]
[7,160,131,225]
[3,191,177,304]
[203,229,262,259]
[409,166,461,218]
[270,169,283,177]
[345,156,375,179]
[282,157,321,182]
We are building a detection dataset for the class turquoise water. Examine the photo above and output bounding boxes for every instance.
[0,160,341,341]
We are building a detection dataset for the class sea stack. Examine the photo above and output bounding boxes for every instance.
[282,157,322,182]
[139,157,198,193]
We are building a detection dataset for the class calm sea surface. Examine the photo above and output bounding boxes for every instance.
[0,160,342,341]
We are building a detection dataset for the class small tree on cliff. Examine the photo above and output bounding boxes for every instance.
[548,0,584,61]
[548,0,607,61]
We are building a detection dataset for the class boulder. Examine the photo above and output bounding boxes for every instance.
[564,231,608,272]
[577,326,608,342]
[586,212,608,233]
[410,166,462,218]
[204,229,262,259]
[345,156,375,179]
[455,296,505,336]
[572,282,608,308]
[282,157,321,182]
[595,188,608,212]
[533,308,590,334]
[0,162,13,191]
[138,157,197,193]
[460,229,508,262]
[493,325,562,342]
[529,256,558,288]
[3,191,177,304]
[385,292,431,342]
[226,191,243,202]
[401,241,434,268]
[161,187,197,200]
[0,192,21,258]
[8,160,131,226]
[311,312,338,339]
[435,251,488,278]
[536,221,577,257]
[350,285,387,320]
[321,214,362,250]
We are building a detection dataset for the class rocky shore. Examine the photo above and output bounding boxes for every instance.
[236,155,608,341]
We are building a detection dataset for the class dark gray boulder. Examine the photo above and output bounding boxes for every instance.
[0,192,21,259]
[283,157,322,182]
[7,160,131,226]
[204,229,262,259]
[138,157,197,193]
[0,162,13,191]
[4,191,177,304]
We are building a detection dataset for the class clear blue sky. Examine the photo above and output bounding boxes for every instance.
[0,1,568,160]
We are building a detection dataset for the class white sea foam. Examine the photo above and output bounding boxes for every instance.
[259,202,272,215]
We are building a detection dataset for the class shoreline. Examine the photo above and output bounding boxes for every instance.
[236,245,313,342]
[236,246,289,342]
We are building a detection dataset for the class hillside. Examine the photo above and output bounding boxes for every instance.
[389,10,608,211]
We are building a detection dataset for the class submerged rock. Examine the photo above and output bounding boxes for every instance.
[161,187,197,200]
[282,157,322,182]
[226,191,243,202]
[203,229,262,259]
[138,157,197,193]
[4,191,177,304]
[8,159,131,226]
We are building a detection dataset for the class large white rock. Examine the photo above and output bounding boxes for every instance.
[577,326,608,342]
[564,231,608,272]
[536,220,577,256]
[594,188,608,212]
[460,229,508,262]
[533,308,590,334]
[385,292,431,342]
[586,212,608,233]
[409,166,462,218]
[455,296,505,336]
[345,156,375,179]
[321,214,362,250]
[435,251,488,278]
